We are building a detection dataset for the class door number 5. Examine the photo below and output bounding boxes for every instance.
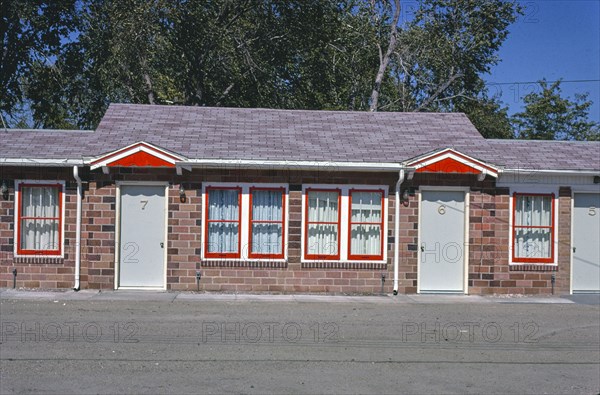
[140,200,148,210]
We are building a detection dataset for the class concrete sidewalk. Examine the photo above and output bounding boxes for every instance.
[1,288,596,304]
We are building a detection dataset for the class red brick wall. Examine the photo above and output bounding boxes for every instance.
[0,167,77,288]
[0,166,575,295]
[467,186,571,295]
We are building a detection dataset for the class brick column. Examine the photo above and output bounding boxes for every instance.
[555,187,572,294]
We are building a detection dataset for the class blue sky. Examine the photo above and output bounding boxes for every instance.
[485,0,600,122]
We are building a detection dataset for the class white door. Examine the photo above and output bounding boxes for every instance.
[118,184,166,289]
[572,193,600,293]
[419,190,466,293]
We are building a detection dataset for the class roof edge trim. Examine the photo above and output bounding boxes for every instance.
[0,158,85,167]
[177,159,411,172]
[502,169,600,176]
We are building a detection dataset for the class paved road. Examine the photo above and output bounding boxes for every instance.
[1,291,599,394]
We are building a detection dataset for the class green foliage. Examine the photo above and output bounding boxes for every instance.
[457,96,513,139]
[7,0,596,142]
[512,80,600,141]
[0,0,77,121]
[24,0,381,128]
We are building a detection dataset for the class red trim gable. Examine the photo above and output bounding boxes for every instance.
[415,157,479,174]
[107,150,175,168]
[407,148,499,178]
[90,142,184,169]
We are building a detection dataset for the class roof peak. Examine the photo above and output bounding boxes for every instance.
[3,128,94,133]
[107,102,468,117]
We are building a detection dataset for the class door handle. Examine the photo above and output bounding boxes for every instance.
[572,247,576,253]
[421,245,425,252]
[160,242,164,248]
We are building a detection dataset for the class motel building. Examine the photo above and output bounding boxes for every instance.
[1,104,599,295]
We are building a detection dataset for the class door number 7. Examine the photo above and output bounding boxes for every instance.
[140,200,148,210]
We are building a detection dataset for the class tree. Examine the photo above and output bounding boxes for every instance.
[512,80,600,141]
[26,0,381,128]
[26,0,175,129]
[0,0,77,124]
[457,96,513,139]
[366,0,521,113]
[22,0,527,136]
[367,0,400,111]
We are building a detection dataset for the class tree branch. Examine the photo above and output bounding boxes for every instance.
[369,0,401,112]
[414,72,463,112]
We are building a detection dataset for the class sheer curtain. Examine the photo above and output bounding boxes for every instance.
[307,191,339,256]
[251,190,283,255]
[207,189,239,254]
[514,195,552,258]
[350,191,382,256]
[20,186,59,251]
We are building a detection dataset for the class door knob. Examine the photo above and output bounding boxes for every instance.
[160,242,164,248]
[572,247,576,253]
[421,245,425,252]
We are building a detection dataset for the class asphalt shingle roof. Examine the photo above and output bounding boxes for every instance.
[1,103,598,171]
[480,139,600,171]
[93,104,489,163]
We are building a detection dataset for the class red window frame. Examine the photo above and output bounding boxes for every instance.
[16,183,63,256]
[512,193,555,264]
[204,186,242,259]
[347,189,385,261]
[248,187,286,259]
[304,188,341,260]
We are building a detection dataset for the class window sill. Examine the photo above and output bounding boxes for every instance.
[14,256,64,264]
[201,259,288,268]
[509,264,558,272]
[301,261,387,270]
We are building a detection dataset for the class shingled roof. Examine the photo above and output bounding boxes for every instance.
[93,104,490,164]
[1,103,598,171]
[481,139,600,172]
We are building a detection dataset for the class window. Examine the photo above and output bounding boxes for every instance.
[16,182,63,256]
[348,189,384,260]
[249,188,285,259]
[305,189,341,260]
[203,184,288,260]
[512,193,555,263]
[303,185,388,262]
[204,187,242,258]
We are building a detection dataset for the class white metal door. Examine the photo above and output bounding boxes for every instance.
[419,190,466,293]
[572,193,600,293]
[118,184,166,288]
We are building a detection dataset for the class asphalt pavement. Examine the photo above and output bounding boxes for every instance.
[1,290,599,394]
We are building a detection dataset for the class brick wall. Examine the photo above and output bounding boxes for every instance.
[0,167,77,288]
[0,166,576,295]
[467,186,572,295]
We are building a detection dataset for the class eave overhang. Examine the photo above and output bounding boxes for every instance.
[0,158,85,167]
[176,159,412,173]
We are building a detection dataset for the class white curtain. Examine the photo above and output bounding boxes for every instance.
[207,189,239,253]
[20,186,59,251]
[251,190,283,254]
[307,191,339,256]
[514,195,552,258]
[350,191,382,256]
